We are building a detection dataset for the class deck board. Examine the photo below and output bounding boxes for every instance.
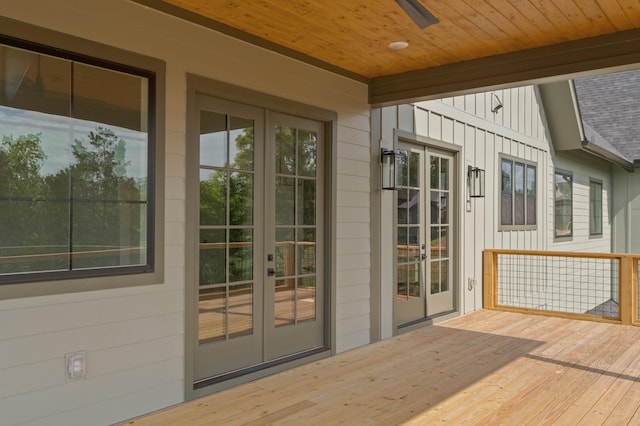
[124,311,640,425]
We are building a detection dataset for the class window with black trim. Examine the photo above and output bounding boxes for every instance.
[500,157,536,228]
[589,179,603,236]
[554,170,573,238]
[0,38,155,284]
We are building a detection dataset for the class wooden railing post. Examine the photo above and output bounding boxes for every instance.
[619,255,634,325]
[483,250,497,310]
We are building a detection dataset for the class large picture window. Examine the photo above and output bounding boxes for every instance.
[554,171,573,238]
[0,39,155,284]
[590,179,603,236]
[500,157,536,228]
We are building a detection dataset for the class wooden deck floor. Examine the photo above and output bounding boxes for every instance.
[126,310,640,425]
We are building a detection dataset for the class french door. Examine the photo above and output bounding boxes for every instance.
[193,95,325,382]
[395,143,455,327]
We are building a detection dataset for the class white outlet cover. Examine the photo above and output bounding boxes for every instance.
[65,351,87,380]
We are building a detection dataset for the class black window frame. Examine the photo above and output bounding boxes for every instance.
[0,17,165,298]
[499,155,537,231]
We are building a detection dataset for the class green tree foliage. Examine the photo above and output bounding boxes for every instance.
[0,127,145,274]
[0,134,47,250]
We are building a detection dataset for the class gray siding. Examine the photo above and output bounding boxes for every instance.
[0,0,371,424]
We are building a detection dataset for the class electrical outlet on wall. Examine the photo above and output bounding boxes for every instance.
[468,277,477,291]
[65,351,87,381]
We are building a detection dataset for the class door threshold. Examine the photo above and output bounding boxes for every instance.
[194,347,329,390]
[397,309,458,330]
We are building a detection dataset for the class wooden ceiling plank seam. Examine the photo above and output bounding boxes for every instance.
[449,0,526,51]
[458,0,538,47]
[616,0,640,20]
[576,0,619,34]
[595,0,636,31]
[423,2,503,56]
[489,0,549,41]
[509,0,570,43]
[551,0,600,38]
[528,0,589,40]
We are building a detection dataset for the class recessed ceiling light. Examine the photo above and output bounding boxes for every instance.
[388,41,409,50]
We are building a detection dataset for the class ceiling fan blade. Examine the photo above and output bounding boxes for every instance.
[395,0,439,29]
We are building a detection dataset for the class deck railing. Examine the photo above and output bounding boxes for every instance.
[483,249,640,325]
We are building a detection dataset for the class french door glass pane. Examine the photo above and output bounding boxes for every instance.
[397,189,409,224]
[229,172,254,226]
[199,229,226,285]
[441,227,449,258]
[431,261,440,294]
[431,227,440,260]
[275,126,295,175]
[397,227,408,263]
[273,124,318,327]
[408,189,420,224]
[397,265,408,300]
[408,227,420,261]
[229,117,254,170]
[276,228,295,277]
[229,228,253,282]
[440,158,449,190]
[430,157,439,189]
[200,111,227,168]
[409,152,420,187]
[297,228,316,274]
[199,111,255,344]
[408,263,420,298]
[297,179,316,226]
[440,193,449,224]
[275,278,295,327]
[430,192,439,225]
[276,176,295,225]
[228,284,253,338]
[441,261,449,292]
[198,287,226,343]
[200,169,227,226]
[297,277,316,322]
[298,130,317,177]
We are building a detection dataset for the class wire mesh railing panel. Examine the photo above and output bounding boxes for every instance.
[496,254,619,318]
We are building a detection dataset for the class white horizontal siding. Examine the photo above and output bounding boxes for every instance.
[549,153,613,253]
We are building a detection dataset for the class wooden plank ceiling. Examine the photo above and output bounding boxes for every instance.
[138,0,640,104]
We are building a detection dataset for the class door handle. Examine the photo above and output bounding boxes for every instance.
[267,268,275,276]
[421,253,427,260]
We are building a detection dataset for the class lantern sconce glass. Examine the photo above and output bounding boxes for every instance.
[381,148,403,190]
[468,166,485,198]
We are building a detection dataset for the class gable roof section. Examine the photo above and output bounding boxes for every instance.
[574,70,640,162]
[539,70,640,172]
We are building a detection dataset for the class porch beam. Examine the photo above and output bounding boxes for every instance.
[370,28,640,106]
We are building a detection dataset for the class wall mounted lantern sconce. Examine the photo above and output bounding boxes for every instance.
[468,166,485,198]
[381,148,405,190]
[491,93,503,113]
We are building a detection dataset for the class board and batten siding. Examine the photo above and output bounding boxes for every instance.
[0,0,371,424]
[376,86,552,330]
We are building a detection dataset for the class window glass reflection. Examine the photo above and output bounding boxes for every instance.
[0,44,150,278]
